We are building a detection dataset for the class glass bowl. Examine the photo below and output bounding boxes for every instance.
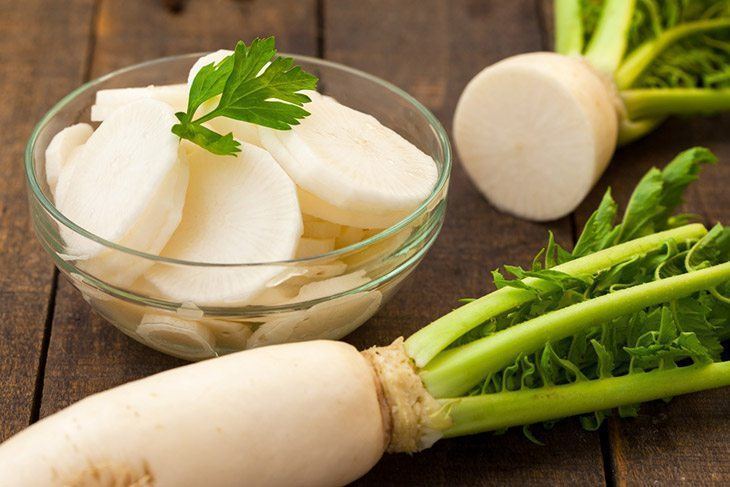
[25,53,451,360]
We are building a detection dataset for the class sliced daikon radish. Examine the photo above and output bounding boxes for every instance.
[293,270,371,302]
[201,318,253,350]
[138,314,217,360]
[248,289,382,347]
[249,284,300,306]
[453,52,619,221]
[336,226,366,248]
[45,123,92,195]
[297,188,405,229]
[90,84,188,122]
[144,143,302,305]
[303,217,341,239]
[187,50,260,146]
[57,99,188,286]
[187,49,232,85]
[265,261,349,289]
[260,91,438,228]
[296,237,335,258]
[53,145,84,205]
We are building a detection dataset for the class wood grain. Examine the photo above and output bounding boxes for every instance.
[325,1,605,485]
[39,0,319,415]
[573,116,730,486]
[0,0,95,441]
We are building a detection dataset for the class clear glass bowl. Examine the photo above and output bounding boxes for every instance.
[25,53,451,360]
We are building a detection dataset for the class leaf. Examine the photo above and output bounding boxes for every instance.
[186,54,235,117]
[171,119,240,156]
[655,147,718,227]
[616,168,665,242]
[173,37,318,155]
[573,188,618,257]
[215,38,318,130]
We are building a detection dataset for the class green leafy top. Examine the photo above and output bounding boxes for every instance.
[454,148,728,434]
[172,37,318,156]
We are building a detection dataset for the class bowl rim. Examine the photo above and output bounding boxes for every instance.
[25,51,451,268]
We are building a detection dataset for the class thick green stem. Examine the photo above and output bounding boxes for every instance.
[405,224,707,368]
[616,17,730,90]
[617,116,666,145]
[555,0,583,56]
[584,0,637,73]
[622,88,730,119]
[442,361,730,437]
[421,262,730,398]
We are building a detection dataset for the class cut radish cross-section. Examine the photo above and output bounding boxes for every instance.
[260,91,438,228]
[144,143,302,305]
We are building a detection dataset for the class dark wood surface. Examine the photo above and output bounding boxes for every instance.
[1,1,728,485]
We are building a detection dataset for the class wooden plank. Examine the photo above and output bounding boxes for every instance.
[39,0,319,415]
[326,1,606,485]
[574,116,730,485]
[0,0,95,441]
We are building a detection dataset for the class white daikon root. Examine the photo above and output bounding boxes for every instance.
[187,50,261,146]
[44,123,93,195]
[0,341,402,486]
[144,143,302,305]
[56,99,188,286]
[260,91,438,228]
[453,52,620,221]
[90,84,189,122]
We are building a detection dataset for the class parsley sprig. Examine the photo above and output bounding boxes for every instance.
[172,37,318,156]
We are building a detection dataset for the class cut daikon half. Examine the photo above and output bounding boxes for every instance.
[259,91,438,228]
[144,142,302,305]
[56,99,188,286]
[45,123,93,195]
[453,52,620,221]
[137,314,217,360]
[186,50,260,146]
[90,84,188,122]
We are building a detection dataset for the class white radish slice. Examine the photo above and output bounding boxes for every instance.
[267,261,348,288]
[296,237,335,258]
[137,314,217,360]
[187,50,261,146]
[259,91,438,228]
[336,226,366,248]
[45,123,92,195]
[293,270,371,302]
[201,318,253,350]
[90,84,188,122]
[187,49,233,85]
[453,52,619,221]
[57,99,188,286]
[303,217,341,239]
[249,284,300,306]
[144,143,302,305]
[248,290,382,347]
[53,145,84,206]
[297,187,405,229]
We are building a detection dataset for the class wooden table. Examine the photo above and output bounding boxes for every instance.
[1,1,728,485]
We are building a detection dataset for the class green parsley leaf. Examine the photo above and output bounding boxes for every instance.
[172,37,318,156]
